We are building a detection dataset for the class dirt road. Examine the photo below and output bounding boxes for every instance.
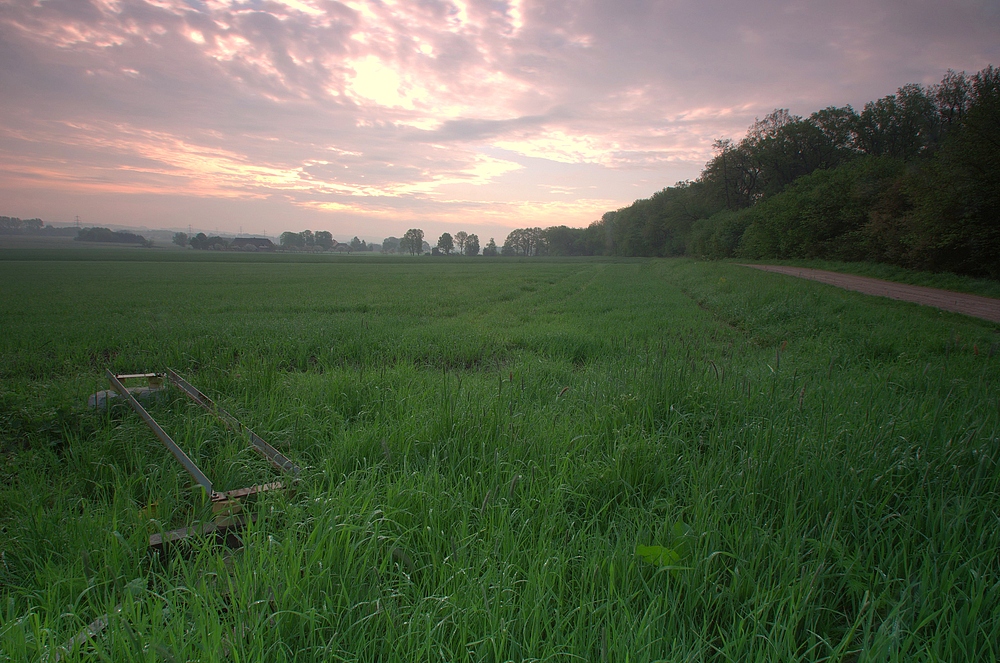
[739,264,1000,324]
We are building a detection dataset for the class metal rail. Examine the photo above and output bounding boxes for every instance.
[165,368,300,476]
[106,370,216,498]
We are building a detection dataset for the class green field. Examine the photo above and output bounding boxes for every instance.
[1,251,998,661]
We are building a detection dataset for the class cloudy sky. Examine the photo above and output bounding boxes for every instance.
[2,0,998,241]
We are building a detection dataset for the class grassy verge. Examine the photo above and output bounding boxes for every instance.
[1,254,997,661]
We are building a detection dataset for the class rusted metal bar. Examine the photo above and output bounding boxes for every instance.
[215,481,283,501]
[107,370,216,498]
[165,368,300,476]
[148,513,256,549]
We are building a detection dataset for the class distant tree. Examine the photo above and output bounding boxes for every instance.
[437,232,454,255]
[454,231,468,254]
[0,216,21,234]
[172,232,188,247]
[503,227,544,256]
[401,228,424,255]
[315,230,334,250]
[350,236,367,252]
[381,236,400,253]
[503,229,521,255]
[300,229,315,247]
[280,231,303,249]
[465,233,480,256]
[482,237,498,256]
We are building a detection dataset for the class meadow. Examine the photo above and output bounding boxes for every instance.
[1,250,998,662]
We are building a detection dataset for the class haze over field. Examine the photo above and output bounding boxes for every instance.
[2,0,999,240]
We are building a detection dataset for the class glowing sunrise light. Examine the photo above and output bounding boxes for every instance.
[346,56,428,109]
[271,0,323,16]
[508,0,525,32]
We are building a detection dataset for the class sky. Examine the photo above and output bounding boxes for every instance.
[2,1,999,243]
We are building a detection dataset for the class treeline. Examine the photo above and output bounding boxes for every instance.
[76,227,151,246]
[0,217,77,237]
[521,66,999,278]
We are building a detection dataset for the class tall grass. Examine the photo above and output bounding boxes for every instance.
[1,254,997,661]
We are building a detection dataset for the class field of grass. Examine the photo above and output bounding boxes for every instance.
[1,251,998,662]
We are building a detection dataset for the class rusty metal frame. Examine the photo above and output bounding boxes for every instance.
[106,369,298,547]
[57,370,297,659]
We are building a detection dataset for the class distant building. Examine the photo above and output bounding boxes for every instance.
[231,237,275,251]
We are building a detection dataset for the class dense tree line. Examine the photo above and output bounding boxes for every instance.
[76,227,151,246]
[1,217,78,237]
[586,66,1000,278]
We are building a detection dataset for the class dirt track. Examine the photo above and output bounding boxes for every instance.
[739,264,1000,324]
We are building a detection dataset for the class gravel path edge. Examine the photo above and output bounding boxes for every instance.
[738,264,1000,324]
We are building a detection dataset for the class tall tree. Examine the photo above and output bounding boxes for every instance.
[401,228,424,255]
[464,233,480,256]
[856,84,937,160]
[437,232,454,255]
[482,237,498,256]
[453,231,468,254]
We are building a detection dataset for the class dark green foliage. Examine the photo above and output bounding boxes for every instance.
[855,84,938,160]
[735,156,907,260]
[904,66,1000,278]
[605,182,720,257]
[541,221,608,256]
[688,209,752,259]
